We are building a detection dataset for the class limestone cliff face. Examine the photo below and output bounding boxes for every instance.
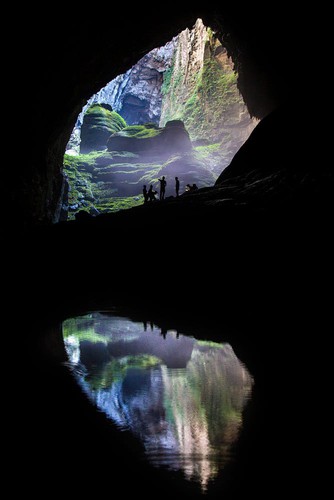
[160,19,257,167]
[160,18,208,129]
[86,42,175,126]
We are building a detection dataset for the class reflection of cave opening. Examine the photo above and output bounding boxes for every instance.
[62,18,258,221]
[63,312,254,492]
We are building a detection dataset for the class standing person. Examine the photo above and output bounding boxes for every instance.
[158,176,167,200]
[175,176,180,197]
[175,176,180,196]
[143,184,148,203]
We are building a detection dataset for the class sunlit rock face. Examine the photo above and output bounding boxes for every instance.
[78,41,176,129]
[109,42,177,125]
[159,18,257,156]
[63,313,253,491]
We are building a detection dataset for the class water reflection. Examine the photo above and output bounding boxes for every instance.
[63,313,253,491]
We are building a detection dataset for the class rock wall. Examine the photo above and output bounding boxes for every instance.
[76,42,175,128]
[160,19,257,168]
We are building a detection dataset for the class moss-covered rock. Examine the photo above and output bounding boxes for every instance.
[80,104,127,154]
[107,121,191,154]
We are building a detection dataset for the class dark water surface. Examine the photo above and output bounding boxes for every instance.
[63,312,253,493]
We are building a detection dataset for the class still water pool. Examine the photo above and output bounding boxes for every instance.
[63,312,253,492]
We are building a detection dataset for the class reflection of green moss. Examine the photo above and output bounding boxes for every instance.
[63,316,92,337]
[63,317,109,344]
[86,355,162,390]
[197,340,225,349]
[125,355,162,369]
[162,347,253,449]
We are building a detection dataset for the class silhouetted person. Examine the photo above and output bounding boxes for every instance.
[161,327,167,339]
[148,185,157,202]
[143,185,148,203]
[175,176,180,197]
[143,320,147,331]
[185,183,198,193]
[158,176,166,200]
[150,320,154,331]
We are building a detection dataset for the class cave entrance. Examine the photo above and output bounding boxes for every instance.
[62,18,257,221]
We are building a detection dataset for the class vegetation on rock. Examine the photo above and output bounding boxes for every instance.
[116,124,161,138]
[161,38,244,143]
[80,104,127,153]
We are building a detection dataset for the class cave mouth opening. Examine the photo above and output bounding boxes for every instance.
[61,18,258,222]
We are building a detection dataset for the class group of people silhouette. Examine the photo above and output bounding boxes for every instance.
[143,176,198,203]
[143,320,180,339]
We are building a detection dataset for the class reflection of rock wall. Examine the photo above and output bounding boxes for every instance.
[161,345,253,489]
[63,316,253,490]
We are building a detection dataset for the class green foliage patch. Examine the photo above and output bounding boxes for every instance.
[85,104,127,134]
[116,124,161,139]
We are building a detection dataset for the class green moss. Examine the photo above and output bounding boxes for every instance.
[181,58,241,141]
[63,316,109,343]
[197,340,225,349]
[86,355,162,390]
[63,153,97,217]
[94,195,143,213]
[65,150,108,169]
[161,37,243,143]
[192,143,225,178]
[85,104,127,134]
[117,124,161,139]
[161,66,173,96]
